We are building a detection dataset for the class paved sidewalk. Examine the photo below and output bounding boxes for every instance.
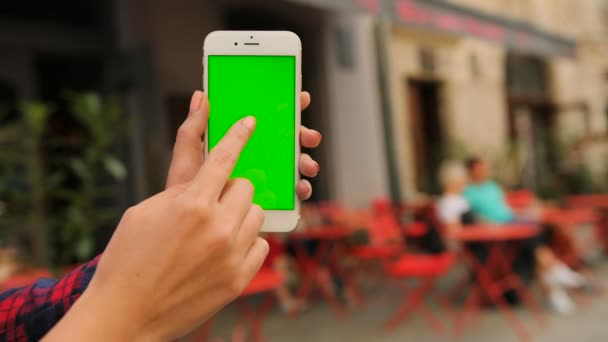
[207,263,608,342]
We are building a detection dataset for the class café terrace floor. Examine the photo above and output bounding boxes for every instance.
[204,262,608,342]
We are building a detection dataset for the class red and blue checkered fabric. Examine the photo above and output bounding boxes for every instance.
[0,256,100,342]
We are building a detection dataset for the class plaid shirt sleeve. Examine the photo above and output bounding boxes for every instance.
[0,255,100,342]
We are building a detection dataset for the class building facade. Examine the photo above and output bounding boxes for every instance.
[112,0,391,207]
[383,0,608,197]
[1,0,606,207]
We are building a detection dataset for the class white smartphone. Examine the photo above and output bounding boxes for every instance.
[203,31,302,232]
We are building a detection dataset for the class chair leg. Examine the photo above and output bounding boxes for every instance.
[453,287,480,336]
[190,316,216,342]
[237,293,275,342]
[317,276,347,319]
[493,246,546,327]
[571,267,605,308]
[511,277,547,326]
[384,278,434,331]
[231,325,246,342]
[384,290,422,331]
[418,300,444,333]
[488,287,532,342]
[447,275,470,302]
[291,268,315,318]
[333,265,367,309]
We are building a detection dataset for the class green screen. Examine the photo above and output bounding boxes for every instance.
[208,55,296,210]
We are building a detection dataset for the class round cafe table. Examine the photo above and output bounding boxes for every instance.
[289,225,352,241]
[449,224,547,342]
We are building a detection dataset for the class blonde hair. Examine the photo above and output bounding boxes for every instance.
[439,161,468,188]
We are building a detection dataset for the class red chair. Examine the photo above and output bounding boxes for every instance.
[346,200,404,296]
[350,199,458,333]
[291,241,349,319]
[348,198,403,260]
[318,201,349,226]
[543,207,600,266]
[505,190,536,210]
[508,190,602,266]
[290,203,356,318]
[192,268,284,342]
[383,253,457,333]
[450,225,547,341]
[238,267,285,340]
[402,221,429,238]
[566,194,608,253]
[566,194,608,208]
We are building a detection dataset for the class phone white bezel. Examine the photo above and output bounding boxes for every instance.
[203,31,302,232]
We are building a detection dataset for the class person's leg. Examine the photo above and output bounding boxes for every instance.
[316,266,335,294]
[273,256,302,313]
[535,223,587,289]
[514,239,537,285]
[537,246,586,288]
[521,227,584,288]
[534,245,590,315]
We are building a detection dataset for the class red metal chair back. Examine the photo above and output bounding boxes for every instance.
[368,198,401,245]
[506,190,535,210]
[318,201,349,226]
[566,194,608,208]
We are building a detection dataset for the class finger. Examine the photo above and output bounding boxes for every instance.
[219,178,255,227]
[300,126,322,148]
[299,153,319,178]
[192,116,256,199]
[236,205,265,255]
[300,91,311,111]
[239,237,269,289]
[296,179,313,200]
[166,91,209,188]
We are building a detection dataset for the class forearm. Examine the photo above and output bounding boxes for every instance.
[42,285,152,342]
[445,223,462,236]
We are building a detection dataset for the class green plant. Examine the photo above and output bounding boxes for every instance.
[54,93,127,264]
[0,93,127,268]
[0,102,55,266]
[563,162,595,195]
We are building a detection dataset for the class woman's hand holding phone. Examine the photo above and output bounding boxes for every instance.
[43,90,322,342]
[166,91,322,199]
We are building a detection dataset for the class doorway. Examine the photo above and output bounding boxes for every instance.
[506,53,554,189]
[407,79,443,194]
[509,102,557,189]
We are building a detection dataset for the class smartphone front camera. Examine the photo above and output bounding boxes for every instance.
[234,42,238,46]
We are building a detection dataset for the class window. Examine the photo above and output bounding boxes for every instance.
[506,54,549,98]
[419,47,436,74]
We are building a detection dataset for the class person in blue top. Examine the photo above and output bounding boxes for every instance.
[464,157,514,223]
[462,157,587,314]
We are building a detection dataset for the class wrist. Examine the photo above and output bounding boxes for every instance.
[43,280,156,342]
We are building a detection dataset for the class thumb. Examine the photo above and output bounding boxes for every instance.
[166,91,209,188]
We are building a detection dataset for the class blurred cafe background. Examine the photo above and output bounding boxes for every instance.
[1,1,608,341]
